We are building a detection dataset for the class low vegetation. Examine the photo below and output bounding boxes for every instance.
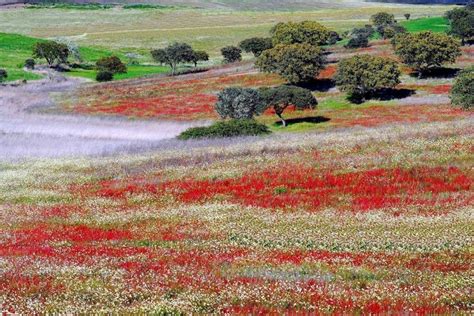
[450,66,473,109]
[178,119,270,139]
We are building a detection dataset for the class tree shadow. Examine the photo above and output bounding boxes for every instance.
[274,116,331,127]
[296,79,336,92]
[371,88,416,101]
[348,88,416,104]
[410,67,461,79]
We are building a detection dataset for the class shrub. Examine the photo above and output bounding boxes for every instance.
[394,31,461,77]
[215,87,265,119]
[335,54,401,102]
[96,56,127,74]
[239,37,273,57]
[450,66,473,109]
[256,43,326,84]
[345,36,369,49]
[96,70,113,82]
[271,21,330,46]
[260,85,317,127]
[221,46,242,63]
[178,119,270,140]
[404,13,411,20]
[327,31,342,45]
[0,69,7,83]
[33,41,69,67]
[25,58,36,70]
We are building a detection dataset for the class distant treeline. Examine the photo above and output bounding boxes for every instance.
[368,0,469,4]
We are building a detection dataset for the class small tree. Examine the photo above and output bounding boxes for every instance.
[33,41,69,67]
[239,37,273,57]
[345,35,369,49]
[215,87,265,120]
[335,54,401,102]
[381,24,406,39]
[191,51,209,67]
[394,32,461,77]
[151,43,195,75]
[256,43,326,84]
[0,69,7,83]
[404,13,411,20]
[260,85,317,127]
[370,12,396,28]
[96,56,127,74]
[450,66,473,109]
[125,53,141,65]
[271,21,330,46]
[221,46,242,64]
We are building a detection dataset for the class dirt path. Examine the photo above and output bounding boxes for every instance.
[0,70,207,161]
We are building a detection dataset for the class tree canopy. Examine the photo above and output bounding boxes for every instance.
[215,87,266,120]
[221,46,242,64]
[256,43,326,84]
[239,37,273,57]
[260,85,317,126]
[394,31,461,76]
[33,41,69,67]
[270,21,330,46]
[335,54,401,102]
[445,5,474,45]
[151,43,196,75]
[450,66,473,109]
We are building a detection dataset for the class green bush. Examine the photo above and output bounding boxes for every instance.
[0,69,8,83]
[450,67,473,109]
[96,56,127,74]
[96,70,113,82]
[178,119,270,140]
[24,58,36,70]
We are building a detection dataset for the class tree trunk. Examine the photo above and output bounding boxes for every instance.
[277,113,286,127]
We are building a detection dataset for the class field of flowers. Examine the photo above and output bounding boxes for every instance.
[1,116,472,313]
[61,41,473,133]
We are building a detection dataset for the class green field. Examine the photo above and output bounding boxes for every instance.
[0,33,169,82]
[400,16,450,33]
[0,5,452,56]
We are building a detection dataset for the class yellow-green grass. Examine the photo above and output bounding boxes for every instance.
[0,6,453,57]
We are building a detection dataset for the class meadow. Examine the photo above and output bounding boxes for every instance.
[0,2,473,313]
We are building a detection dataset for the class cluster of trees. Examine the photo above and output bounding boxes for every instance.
[151,43,209,75]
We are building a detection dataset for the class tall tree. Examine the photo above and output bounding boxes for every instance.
[271,21,330,46]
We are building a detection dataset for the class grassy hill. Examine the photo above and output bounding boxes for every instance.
[0,33,168,82]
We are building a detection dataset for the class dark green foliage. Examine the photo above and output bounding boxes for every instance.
[239,37,273,57]
[151,43,196,75]
[191,50,209,67]
[0,69,7,83]
[271,21,330,46]
[404,13,411,20]
[445,6,474,45]
[150,49,167,65]
[380,24,407,39]
[345,36,369,48]
[215,87,266,119]
[394,31,461,76]
[450,66,473,109]
[335,54,401,102]
[96,56,127,74]
[178,119,270,140]
[256,43,326,84]
[32,41,69,67]
[345,25,374,48]
[370,12,396,28]
[96,70,113,82]
[259,85,317,126]
[221,46,242,63]
[327,31,342,45]
[24,58,36,70]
